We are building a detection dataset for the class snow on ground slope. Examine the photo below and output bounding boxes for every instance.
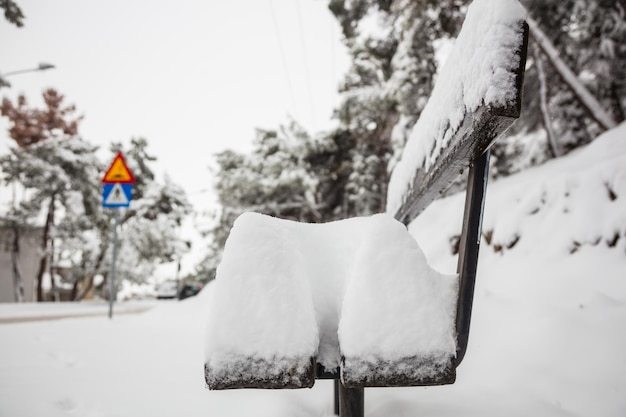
[0,124,625,416]
[411,122,626,271]
[406,122,626,416]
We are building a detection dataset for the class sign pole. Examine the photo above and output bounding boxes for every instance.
[101,151,135,319]
[108,208,120,319]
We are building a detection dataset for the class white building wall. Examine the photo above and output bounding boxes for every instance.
[0,227,41,303]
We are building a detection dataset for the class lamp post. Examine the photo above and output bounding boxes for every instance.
[0,62,55,88]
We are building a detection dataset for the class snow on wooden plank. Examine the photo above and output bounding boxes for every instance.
[204,213,318,389]
[387,0,529,224]
[338,216,458,387]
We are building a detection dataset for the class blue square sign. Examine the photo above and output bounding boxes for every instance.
[102,183,133,208]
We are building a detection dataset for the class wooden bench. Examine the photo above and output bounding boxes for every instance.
[204,0,529,416]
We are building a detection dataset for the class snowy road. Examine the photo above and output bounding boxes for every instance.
[0,300,158,324]
[0,306,154,324]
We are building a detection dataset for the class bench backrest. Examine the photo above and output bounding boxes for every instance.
[388,2,528,224]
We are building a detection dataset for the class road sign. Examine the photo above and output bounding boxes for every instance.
[102,152,135,184]
[100,152,136,319]
[102,152,135,208]
[102,183,133,208]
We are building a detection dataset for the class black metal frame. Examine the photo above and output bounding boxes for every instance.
[455,149,491,366]
[319,150,492,417]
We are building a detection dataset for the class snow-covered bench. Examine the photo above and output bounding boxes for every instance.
[204,0,529,414]
[205,213,459,389]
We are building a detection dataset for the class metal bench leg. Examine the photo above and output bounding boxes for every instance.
[334,380,340,415]
[455,149,491,367]
[338,384,364,417]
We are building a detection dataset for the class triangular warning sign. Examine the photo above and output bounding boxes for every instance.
[102,152,135,184]
[104,183,130,205]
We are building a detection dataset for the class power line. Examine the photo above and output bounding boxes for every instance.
[329,9,339,104]
[295,0,316,131]
[268,0,298,120]
[330,14,336,85]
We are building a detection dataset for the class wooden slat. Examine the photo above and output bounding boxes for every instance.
[205,358,316,390]
[393,22,529,225]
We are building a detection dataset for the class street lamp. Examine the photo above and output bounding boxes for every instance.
[0,62,56,88]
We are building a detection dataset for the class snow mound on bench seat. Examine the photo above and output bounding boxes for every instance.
[204,212,458,387]
[339,217,458,385]
[204,213,319,389]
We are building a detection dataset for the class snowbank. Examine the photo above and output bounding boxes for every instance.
[387,0,526,215]
[411,122,626,266]
[204,213,457,388]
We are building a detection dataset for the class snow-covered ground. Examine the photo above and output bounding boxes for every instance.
[1,124,625,416]
[0,299,157,323]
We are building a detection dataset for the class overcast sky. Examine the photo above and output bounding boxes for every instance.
[0,0,350,207]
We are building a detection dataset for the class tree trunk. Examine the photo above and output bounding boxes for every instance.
[533,44,561,158]
[70,279,79,301]
[74,275,94,301]
[11,222,25,302]
[49,237,59,302]
[609,81,624,124]
[73,242,109,301]
[35,194,55,302]
[97,273,108,300]
[377,107,399,213]
[527,16,617,132]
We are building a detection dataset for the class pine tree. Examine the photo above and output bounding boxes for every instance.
[327,0,470,208]
[0,0,24,27]
[210,123,319,246]
[568,0,625,124]
[496,0,625,176]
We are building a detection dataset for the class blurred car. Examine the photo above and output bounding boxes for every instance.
[156,280,179,299]
[178,281,203,300]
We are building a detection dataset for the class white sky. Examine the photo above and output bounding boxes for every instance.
[0,0,350,209]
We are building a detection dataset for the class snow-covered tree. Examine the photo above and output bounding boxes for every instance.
[0,0,24,28]
[196,122,356,282]
[495,0,625,176]
[124,176,192,264]
[1,89,97,301]
[1,91,193,301]
[73,140,193,300]
[329,0,624,180]
[327,0,470,202]
[210,123,318,247]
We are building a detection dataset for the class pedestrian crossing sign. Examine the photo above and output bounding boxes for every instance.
[102,183,133,208]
